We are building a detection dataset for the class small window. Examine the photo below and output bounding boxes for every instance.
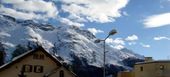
[39,54,44,59]
[22,65,32,72]
[160,65,164,70]
[34,65,43,73]
[33,54,39,59]
[59,70,64,77]
[140,66,143,71]
[33,54,44,60]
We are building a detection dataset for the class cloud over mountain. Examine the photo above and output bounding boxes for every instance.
[0,0,58,20]
[106,38,125,50]
[61,0,129,23]
[0,0,129,27]
[87,28,103,35]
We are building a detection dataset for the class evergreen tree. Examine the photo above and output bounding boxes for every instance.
[92,51,96,63]
[0,42,5,66]
[51,42,58,55]
[27,41,39,50]
[12,44,28,59]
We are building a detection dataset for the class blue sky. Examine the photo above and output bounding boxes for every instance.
[1,0,170,60]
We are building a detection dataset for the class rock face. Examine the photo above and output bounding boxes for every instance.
[0,14,144,77]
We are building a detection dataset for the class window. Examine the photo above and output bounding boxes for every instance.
[22,64,44,73]
[22,65,32,72]
[34,65,43,73]
[33,54,44,60]
[140,66,143,71]
[39,54,44,59]
[33,54,38,59]
[59,70,64,77]
[160,65,164,70]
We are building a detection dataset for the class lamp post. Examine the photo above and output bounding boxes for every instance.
[94,29,117,77]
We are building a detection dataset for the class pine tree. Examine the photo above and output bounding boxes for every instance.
[52,42,58,55]
[12,44,28,59]
[0,42,5,66]
[92,51,96,63]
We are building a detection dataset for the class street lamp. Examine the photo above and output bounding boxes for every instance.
[94,29,117,77]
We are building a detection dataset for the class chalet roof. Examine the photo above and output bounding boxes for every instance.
[0,46,77,77]
[135,60,170,65]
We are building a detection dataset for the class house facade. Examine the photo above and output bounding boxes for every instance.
[117,71,134,77]
[135,60,170,77]
[0,47,77,77]
[118,57,170,77]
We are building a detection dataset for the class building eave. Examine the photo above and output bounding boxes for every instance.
[135,60,170,65]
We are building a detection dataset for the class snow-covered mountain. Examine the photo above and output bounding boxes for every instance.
[0,14,144,77]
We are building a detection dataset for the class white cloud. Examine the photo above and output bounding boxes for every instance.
[128,42,136,45]
[59,18,84,27]
[154,36,170,40]
[1,0,129,27]
[144,13,170,28]
[87,28,103,35]
[1,0,23,4]
[61,0,129,23]
[125,35,138,41]
[106,38,125,50]
[1,0,58,20]
[140,43,151,48]
[68,14,87,23]
[113,44,125,50]
[106,38,125,45]
[0,6,38,20]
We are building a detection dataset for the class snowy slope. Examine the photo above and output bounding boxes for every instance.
[0,14,144,67]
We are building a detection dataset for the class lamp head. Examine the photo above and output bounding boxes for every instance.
[109,29,117,35]
[94,39,101,43]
